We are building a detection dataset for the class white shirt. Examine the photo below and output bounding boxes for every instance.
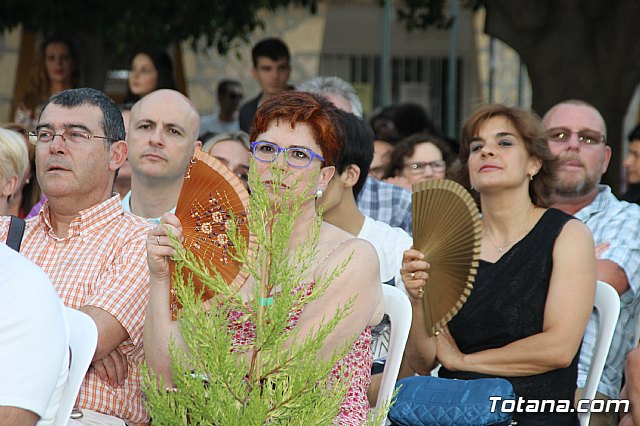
[357,216,413,361]
[358,215,413,292]
[0,243,69,425]
[200,113,240,135]
[121,191,175,225]
[575,185,640,397]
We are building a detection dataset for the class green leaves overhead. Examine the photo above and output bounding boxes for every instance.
[0,0,317,54]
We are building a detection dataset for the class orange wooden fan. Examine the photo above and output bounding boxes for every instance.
[412,179,482,336]
[171,149,254,319]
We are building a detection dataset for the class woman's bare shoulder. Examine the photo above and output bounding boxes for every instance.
[557,217,594,247]
[320,224,378,259]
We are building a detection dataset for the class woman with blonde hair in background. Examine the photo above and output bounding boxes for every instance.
[202,131,251,187]
[0,128,29,216]
[1,124,41,218]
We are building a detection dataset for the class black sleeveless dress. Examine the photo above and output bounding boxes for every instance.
[439,208,579,425]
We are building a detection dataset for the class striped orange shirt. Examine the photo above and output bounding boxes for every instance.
[1,195,152,425]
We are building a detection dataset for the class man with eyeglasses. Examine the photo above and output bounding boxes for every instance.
[200,79,244,136]
[0,88,152,425]
[543,99,640,426]
[123,89,201,224]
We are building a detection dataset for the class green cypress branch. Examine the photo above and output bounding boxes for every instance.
[143,160,388,425]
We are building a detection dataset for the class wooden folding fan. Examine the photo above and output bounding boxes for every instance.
[412,179,482,336]
[171,149,254,319]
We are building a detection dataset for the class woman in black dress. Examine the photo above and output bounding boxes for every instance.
[401,104,596,425]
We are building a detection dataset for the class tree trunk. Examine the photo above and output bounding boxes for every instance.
[484,0,640,194]
[77,33,119,90]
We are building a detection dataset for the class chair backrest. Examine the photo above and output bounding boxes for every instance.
[53,307,98,426]
[578,281,620,426]
[633,303,640,348]
[373,285,412,425]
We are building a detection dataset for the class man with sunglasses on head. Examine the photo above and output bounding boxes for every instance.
[200,79,244,136]
[123,89,202,224]
[0,88,152,425]
[543,100,640,426]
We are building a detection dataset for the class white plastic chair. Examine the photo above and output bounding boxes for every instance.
[53,307,98,426]
[578,281,620,426]
[633,305,640,348]
[372,285,412,425]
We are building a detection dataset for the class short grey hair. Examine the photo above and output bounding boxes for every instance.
[202,131,250,152]
[297,76,363,118]
[543,99,607,139]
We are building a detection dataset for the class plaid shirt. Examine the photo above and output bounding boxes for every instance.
[357,177,413,235]
[1,195,152,425]
[575,185,640,398]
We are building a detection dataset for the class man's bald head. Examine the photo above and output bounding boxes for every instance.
[543,99,607,137]
[127,89,202,182]
[131,89,200,140]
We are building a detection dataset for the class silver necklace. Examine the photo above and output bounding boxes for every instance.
[492,238,517,253]
[486,206,535,253]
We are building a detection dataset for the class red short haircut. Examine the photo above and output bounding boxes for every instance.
[250,91,343,166]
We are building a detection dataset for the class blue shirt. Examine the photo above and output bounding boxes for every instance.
[576,185,640,398]
[357,177,413,235]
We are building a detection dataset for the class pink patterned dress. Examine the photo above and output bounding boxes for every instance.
[228,282,373,425]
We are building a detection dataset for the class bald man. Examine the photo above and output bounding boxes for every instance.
[123,89,201,223]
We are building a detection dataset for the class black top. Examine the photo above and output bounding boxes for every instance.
[622,183,640,205]
[238,94,261,133]
[439,208,579,425]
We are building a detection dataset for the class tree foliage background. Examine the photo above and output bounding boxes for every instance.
[0,0,317,54]
[0,0,317,88]
[3,0,640,189]
[396,0,640,192]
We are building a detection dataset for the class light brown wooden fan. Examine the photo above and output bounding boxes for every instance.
[171,149,255,319]
[412,178,482,336]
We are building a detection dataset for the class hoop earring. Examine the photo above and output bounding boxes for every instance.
[315,188,323,198]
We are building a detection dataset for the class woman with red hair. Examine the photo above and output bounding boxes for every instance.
[144,91,384,424]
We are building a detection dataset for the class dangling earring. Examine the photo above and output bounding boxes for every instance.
[315,188,323,198]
